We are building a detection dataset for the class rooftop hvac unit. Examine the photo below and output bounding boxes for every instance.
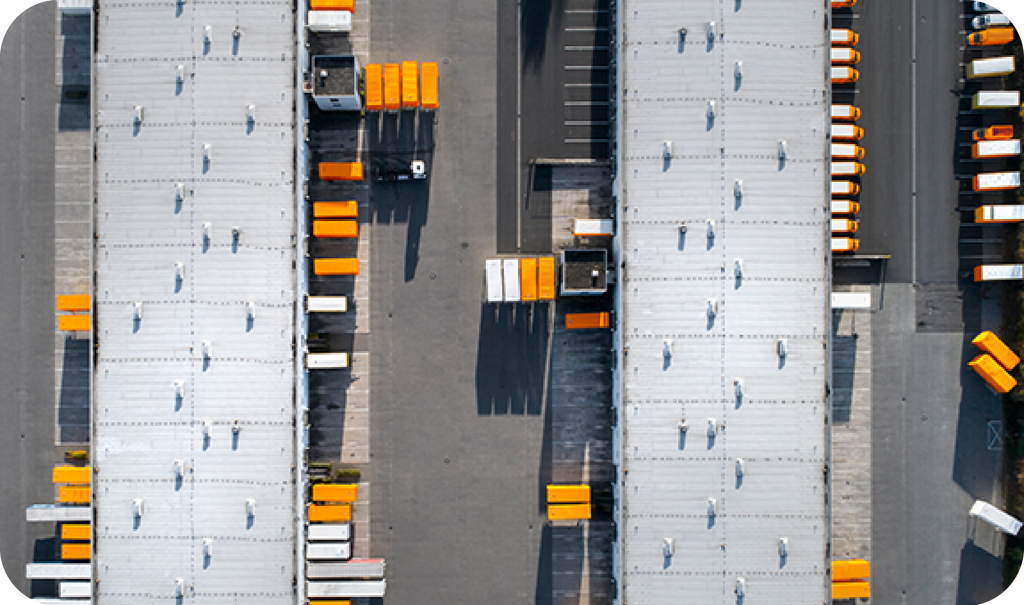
[735,577,746,597]
[173,459,184,479]
[734,259,744,278]
[202,340,213,359]
[777,339,788,359]
[663,339,673,358]
[175,182,184,201]
[133,105,144,124]
[706,99,716,119]
[204,25,213,44]
[707,219,716,239]
[176,64,185,83]
[778,537,788,557]
[678,418,689,432]
[134,301,144,321]
[231,226,241,242]
[662,538,674,557]
[734,179,743,197]
[246,104,256,123]
[247,302,256,321]
[734,60,743,80]
[707,21,716,41]
[232,26,242,39]
[778,139,788,160]
[203,143,212,162]
[735,458,745,477]
[132,498,145,518]
[174,578,185,598]
[707,497,718,516]
[232,420,241,435]
[678,222,687,234]
[173,379,184,400]
[734,378,745,398]
[174,261,184,281]
[203,222,212,243]
[203,419,212,439]
[203,538,214,557]
[706,298,718,319]
[246,498,256,518]
[663,140,673,159]
[707,418,717,436]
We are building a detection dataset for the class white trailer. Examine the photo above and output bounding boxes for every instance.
[485,259,503,302]
[307,579,387,598]
[59,581,91,599]
[975,205,1024,223]
[308,10,353,33]
[572,219,614,237]
[25,563,91,580]
[26,505,91,522]
[308,523,352,542]
[967,56,1015,79]
[972,139,1020,159]
[972,91,1020,109]
[831,292,871,309]
[973,171,1020,191]
[306,352,349,369]
[503,258,521,302]
[973,264,1024,281]
[307,558,386,580]
[306,542,353,560]
[970,500,1022,535]
[306,296,348,313]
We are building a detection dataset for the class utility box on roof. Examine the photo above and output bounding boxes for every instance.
[311,56,362,111]
[560,249,608,296]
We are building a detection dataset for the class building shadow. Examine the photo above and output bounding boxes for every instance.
[955,540,1004,605]
[57,337,90,444]
[533,524,554,605]
[57,13,89,132]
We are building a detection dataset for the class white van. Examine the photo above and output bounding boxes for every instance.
[969,500,1022,535]
[973,13,1011,29]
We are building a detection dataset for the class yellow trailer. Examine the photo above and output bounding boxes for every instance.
[401,61,419,109]
[969,353,1017,393]
[520,258,538,302]
[314,201,359,219]
[308,504,353,523]
[831,580,870,599]
[314,259,360,276]
[312,484,359,503]
[56,295,90,312]
[364,64,383,111]
[319,162,363,182]
[58,486,90,504]
[538,256,556,301]
[52,466,91,485]
[972,331,1020,371]
[61,543,91,560]
[547,503,591,521]
[61,524,91,541]
[383,63,401,111]
[832,559,871,581]
[546,484,591,504]
[566,312,609,330]
[58,315,91,332]
[313,221,359,239]
[421,62,439,110]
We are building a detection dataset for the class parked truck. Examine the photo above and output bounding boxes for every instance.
[831,200,861,215]
[973,263,1023,281]
[832,162,866,176]
[831,181,860,196]
[830,28,859,45]
[831,218,859,234]
[831,143,865,160]
[968,26,1014,46]
[830,47,860,64]
[966,56,1015,79]
[973,125,1014,141]
[831,104,861,121]
[975,205,1024,223]
[831,237,860,253]
[830,66,859,84]
[971,139,1020,159]
[972,171,1020,191]
[970,500,1023,534]
[831,123,864,141]
[972,91,1020,109]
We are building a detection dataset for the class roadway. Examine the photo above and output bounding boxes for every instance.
[833,0,1009,602]
[0,1,65,598]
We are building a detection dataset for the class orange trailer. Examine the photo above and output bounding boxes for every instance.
[520,257,538,302]
[538,256,556,301]
[364,64,383,111]
[421,62,439,110]
[52,466,91,485]
[832,559,871,581]
[401,61,419,109]
[319,162,363,182]
[383,63,401,111]
[308,503,353,522]
[565,312,609,330]
[58,315,91,332]
[314,258,360,276]
[969,353,1017,393]
[58,487,91,504]
[314,201,359,219]
[547,503,591,521]
[313,221,359,239]
[831,580,871,599]
[312,484,359,502]
[546,484,591,504]
[61,524,91,541]
[310,0,355,12]
[973,331,1020,371]
[57,295,90,312]
[61,543,91,560]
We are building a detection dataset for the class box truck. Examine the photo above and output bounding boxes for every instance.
[973,125,1014,141]
[966,56,1015,79]
[831,104,861,121]
[831,200,860,215]
[832,162,866,176]
[832,237,860,253]
[969,354,1017,393]
[972,331,1020,370]
[831,143,865,159]
[970,500,1023,534]
[972,139,1020,159]
[830,47,860,64]
[973,171,1020,191]
[831,66,859,83]
[831,181,860,196]
[968,27,1014,46]
[831,123,864,141]
[973,263,1023,281]
[830,29,859,45]
[831,218,859,233]
[975,205,1024,223]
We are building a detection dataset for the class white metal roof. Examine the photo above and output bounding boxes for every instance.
[617,0,831,603]
[93,1,298,603]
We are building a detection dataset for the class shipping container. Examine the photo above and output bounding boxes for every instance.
[970,500,1023,534]
[832,581,871,600]
[60,524,91,541]
[312,484,358,503]
[973,264,1024,281]
[56,295,90,312]
[972,91,1020,109]
[973,125,1014,141]
[831,104,861,121]
[306,353,350,370]
[972,139,1020,159]
[972,171,1020,191]
[306,296,348,313]
[830,66,859,83]
[314,258,360,276]
[967,56,1015,78]
[831,143,865,160]
[538,256,556,301]
[969,353,1017,393]
[831,237,860,253]
[975,205,1024,223]
[314,201,359,218]
[546,484,591,504]
[972,331,1020,370]
[401,61,419,109]
[306,542,352,561]
[313,220,359,239]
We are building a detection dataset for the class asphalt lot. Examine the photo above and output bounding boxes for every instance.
[833,1,1009,602]
[0,2,64,597]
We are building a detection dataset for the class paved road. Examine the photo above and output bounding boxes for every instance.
[0,2,63,597]
[833,1,1009,603]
